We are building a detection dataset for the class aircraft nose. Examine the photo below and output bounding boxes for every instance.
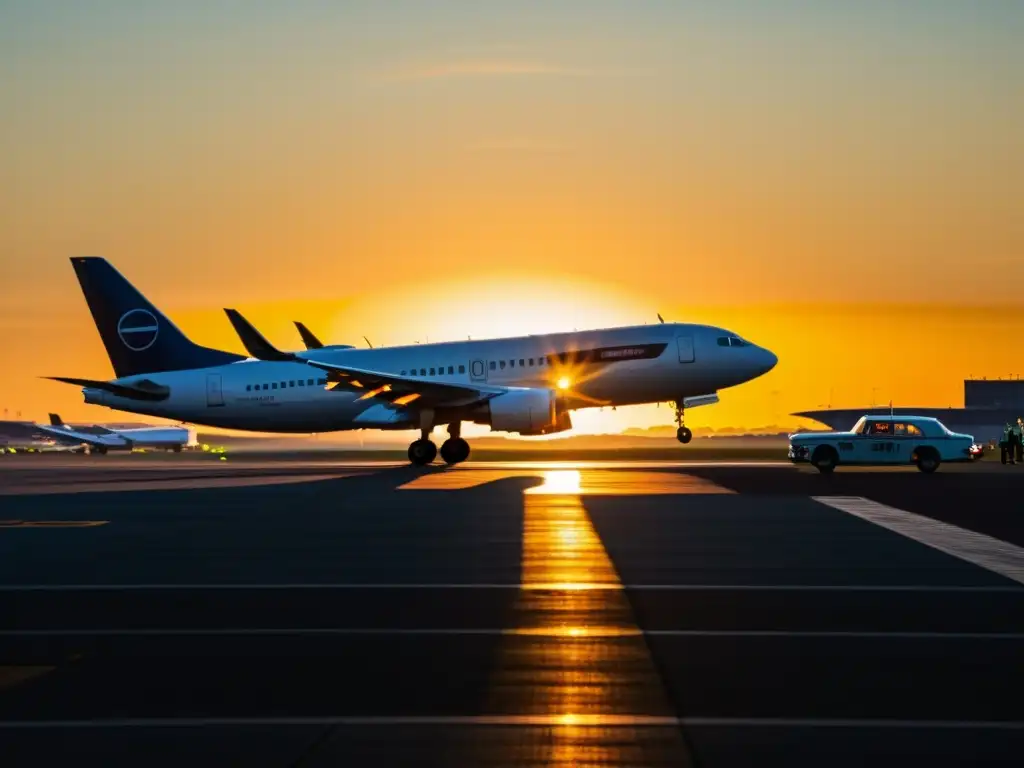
[756,347,778,376]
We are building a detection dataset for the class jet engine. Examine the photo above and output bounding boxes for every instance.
[486,389,570,435]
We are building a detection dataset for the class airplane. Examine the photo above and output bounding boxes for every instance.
[47,257,778,465]
[30,413,196,454]
[293,321,356,352]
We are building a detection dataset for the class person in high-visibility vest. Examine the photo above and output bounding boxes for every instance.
[1001,422,1014,465]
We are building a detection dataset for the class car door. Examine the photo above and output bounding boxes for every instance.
[863,420,896,462]
[890,422,914,461]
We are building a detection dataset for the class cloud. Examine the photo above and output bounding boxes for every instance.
[380,60,589,81]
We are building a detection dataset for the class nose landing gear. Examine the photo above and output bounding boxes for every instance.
[673,401,692,444]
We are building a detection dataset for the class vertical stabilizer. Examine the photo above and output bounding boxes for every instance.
[70,257,244,378]
[293,321,324,350]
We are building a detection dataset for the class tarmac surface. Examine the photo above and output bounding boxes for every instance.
[1,454,1023,766]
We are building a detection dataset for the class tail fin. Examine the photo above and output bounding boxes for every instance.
[48,413,64,427]
[224,309,297,361]
[293,321,324,350]
[70,257,244,378]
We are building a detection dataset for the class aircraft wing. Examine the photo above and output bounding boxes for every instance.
[224,309,507,408]
[31,424,125,448]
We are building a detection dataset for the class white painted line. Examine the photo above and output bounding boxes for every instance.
[0,583,1020,593]
[814,496,1024,586]
[460,461,795,470]
[0,715,1020,730]
[2,628,1021,640]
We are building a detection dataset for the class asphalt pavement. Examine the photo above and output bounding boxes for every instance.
[0,456,1022,766]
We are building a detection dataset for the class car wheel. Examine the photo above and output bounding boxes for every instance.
[915,447,940,473]
[811,446,838,474]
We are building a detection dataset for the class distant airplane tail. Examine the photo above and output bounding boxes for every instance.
[294,321,324,350]
[70,257,243,378]
[48,413,64,427]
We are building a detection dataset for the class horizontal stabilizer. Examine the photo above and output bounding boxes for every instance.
[45,376,170,402]
[224,309,296,362]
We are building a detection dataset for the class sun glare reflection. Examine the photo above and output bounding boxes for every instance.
[461,471,691,765]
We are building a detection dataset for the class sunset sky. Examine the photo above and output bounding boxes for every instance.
[1,1,1022,434]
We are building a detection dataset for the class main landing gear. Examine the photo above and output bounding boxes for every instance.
[673,401,692,444]
[407,420,471,466]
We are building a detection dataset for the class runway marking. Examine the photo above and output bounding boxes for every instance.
[400,468,734,494]
[0,583,1020,593]
[462,461,793,469]
[0,473,364,496]
[0,520,108,528]
[814,496,1024,586]
[0,666,55,690]
[0,715,1020,730]
[3,628,1022,640]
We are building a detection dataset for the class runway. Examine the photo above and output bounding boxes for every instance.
[1,456,1023,766]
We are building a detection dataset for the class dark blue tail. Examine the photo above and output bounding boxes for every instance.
[71,257,244,378]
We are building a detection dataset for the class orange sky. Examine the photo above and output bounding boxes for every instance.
[1,3,1021,433]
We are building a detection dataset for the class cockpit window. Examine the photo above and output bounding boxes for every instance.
[718,336,750,348]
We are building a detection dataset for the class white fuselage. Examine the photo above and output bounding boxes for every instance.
[79,323,776,433]
[40,424,196,450]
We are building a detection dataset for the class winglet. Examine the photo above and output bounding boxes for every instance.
[224,309,296,362]
[293,321,324,350]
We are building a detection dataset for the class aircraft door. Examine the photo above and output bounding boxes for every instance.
[469,359,488,382]
[206,374,225,407]
[676,335,695,363]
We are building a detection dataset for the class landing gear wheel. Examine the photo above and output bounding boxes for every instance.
[440,437,470,465]
[673,401,691,445]
[408,439,437,466]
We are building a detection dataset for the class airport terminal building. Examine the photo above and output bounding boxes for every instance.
[794,379,1024,444]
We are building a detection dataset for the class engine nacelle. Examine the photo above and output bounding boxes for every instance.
[521,408,573,436]
[487,389,565,435]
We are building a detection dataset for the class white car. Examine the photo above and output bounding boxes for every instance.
[788,415,978,473]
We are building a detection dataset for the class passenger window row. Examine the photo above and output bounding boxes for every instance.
[492,357,548,371]
[398,357,552,376]
[401,365,466,377]
[245,378,327,392]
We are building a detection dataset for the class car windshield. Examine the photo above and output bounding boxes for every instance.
[851,417,867,434]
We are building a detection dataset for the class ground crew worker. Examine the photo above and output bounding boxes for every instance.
[1001,422,1014,465]
[1016,418,1024,463]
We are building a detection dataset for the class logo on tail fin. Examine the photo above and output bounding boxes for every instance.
[117,309,159,352]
